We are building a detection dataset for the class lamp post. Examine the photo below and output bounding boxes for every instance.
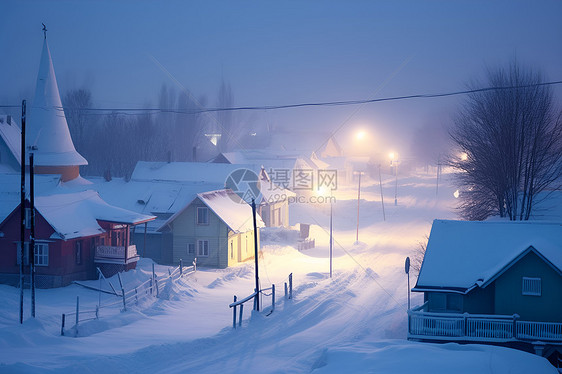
[354,171,364,243]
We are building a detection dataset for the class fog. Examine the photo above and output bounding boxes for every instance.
[1,0,561,164]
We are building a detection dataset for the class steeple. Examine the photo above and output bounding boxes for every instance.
[27,29,87,181]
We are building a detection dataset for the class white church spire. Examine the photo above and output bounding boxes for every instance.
[27,29,87,181]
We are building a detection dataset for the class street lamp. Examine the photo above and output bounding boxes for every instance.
[353,171,364,244]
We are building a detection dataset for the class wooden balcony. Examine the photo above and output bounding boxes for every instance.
[94,245,139,265]
[408,303,562,343]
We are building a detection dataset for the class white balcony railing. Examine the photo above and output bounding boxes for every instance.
[408,310,562,343]
[95,245,138,264]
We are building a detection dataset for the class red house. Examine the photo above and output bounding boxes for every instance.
[0,190,154,288]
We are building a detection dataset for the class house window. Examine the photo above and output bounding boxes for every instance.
[17,242,48,266]
[197,207,209,225]
[522,277,541,296]
[187,243,195,254]
[197,240,209,257]
[35,243,49,266]
[76,241,82,265]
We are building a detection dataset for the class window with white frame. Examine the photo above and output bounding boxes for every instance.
[34,243,49,266]
[17,242,48,266]
[522,277,541,296]
[197,240,209,257]
[197,207,209,225]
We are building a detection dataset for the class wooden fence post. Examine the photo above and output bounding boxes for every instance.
[289,273,293,299]
[180,259,183,276]
[118,273,126,311]
[272,284,275,312]
[155,278,159,298]
[239,303,243,327]
[61,314,65,336]
[135,288,138,305]
[284,282,288,299]
[75,296,80,328]
[232,296,237,329]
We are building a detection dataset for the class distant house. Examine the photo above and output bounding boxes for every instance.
[158,189,264,268]
[409,220,562,362]
[131,161,294,228]
[0,191,154,287]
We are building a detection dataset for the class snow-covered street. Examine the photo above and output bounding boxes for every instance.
[0,171,556,373]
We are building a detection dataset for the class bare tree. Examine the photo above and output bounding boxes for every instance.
[63,88,93,155]
[450,62,562,220]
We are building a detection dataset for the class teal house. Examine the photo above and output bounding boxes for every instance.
[158,189,264,269]
[409,220,562,364]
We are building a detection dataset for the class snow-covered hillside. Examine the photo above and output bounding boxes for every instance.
[0,171,556,373]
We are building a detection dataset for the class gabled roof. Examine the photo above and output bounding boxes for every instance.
[0,115,22,167]
[27,39,87,167]
[158,189,264,234]
[0,172,61,223]
[414,220,562,293]
[31,190,154,240]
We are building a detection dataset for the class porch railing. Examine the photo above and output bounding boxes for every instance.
[408,309,562,343]
[95,245,138,263]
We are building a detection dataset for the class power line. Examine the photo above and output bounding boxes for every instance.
[1,80,561,116]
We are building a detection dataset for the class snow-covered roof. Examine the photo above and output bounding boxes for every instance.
[159,189,264,234]
[130,161,293,205]
[414,220,562,293]
[0,115,22,166]
[131,161,255,185]
[27,39,87,167]
[33,190,155,240]
[0,172,61,223]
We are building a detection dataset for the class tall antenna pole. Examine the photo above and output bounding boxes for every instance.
[251,199,260,311]
[19,100,26,324]
[30,152,36,318]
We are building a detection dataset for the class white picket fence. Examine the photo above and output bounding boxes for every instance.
[61,259,196,336]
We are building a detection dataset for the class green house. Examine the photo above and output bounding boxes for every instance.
[158,189,264,268]
[409,220,562,362]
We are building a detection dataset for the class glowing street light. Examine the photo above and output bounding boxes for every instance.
[356,131,366,141]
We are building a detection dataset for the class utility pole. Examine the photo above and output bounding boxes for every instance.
[19,100,26,324]
[251,199,260,311]
[355,171,362,243]
[30,152,36,318]
[378,165,386,221]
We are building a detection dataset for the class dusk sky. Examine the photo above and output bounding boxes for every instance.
[1,0,561,156]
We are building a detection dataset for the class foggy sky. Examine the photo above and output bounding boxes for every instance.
[1,0,561,157]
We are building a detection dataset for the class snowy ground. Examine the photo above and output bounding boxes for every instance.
[0,170,556,373]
